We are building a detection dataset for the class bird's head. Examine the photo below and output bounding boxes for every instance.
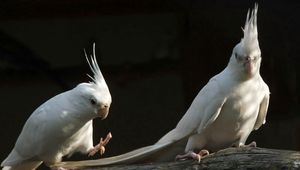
[230,4,261,79]
[75,43,112,120]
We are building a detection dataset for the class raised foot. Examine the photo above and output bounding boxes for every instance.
[175,149,209,162]
[88,132,112,157]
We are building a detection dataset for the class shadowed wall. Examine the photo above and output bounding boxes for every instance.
[0,0,299,169]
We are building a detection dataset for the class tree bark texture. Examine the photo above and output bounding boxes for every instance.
[81,147,300,170]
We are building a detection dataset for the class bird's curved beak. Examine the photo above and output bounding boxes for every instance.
[98,105,110,120]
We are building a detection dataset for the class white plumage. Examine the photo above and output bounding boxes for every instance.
[54,4,270,169]
[1,44,112,170]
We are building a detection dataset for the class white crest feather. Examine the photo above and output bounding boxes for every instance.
[241,3,259,49]
[85,43,104,85]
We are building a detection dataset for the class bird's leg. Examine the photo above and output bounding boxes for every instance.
[175,149,209,162]
[88,132,112,157]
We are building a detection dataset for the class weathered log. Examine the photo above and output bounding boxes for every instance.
[81,147,300,170]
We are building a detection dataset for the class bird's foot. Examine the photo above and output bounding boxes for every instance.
[175,149,209,162]
[232,141,257,148]
[88,132,112,157]
[51,167,73,170]
[241,141,257,148]
[244,141,257,148]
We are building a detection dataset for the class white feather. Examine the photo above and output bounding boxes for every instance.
[85,43,105,85]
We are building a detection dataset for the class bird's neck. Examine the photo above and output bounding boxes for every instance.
[225,64,260,82]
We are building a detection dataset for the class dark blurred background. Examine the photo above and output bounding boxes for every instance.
[0,0,299,169]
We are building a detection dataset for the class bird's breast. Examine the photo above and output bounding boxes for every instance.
[220,90,260,128]
[205,85,263,148]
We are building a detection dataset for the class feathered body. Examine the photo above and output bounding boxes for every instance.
[158,3,269,153]
[1,44,112,170]
[54,4,270,169]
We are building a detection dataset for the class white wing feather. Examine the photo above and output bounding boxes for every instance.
[254,92,270,130]
[157,77,227,144]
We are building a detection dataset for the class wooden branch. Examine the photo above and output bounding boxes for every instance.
[82,147,300,170]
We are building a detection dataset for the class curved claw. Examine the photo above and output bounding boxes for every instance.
[88,132,112,157]
[175,149,209,163]
[245,141,257,147]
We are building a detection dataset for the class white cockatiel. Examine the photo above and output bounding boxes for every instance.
[54,4,270,169]
[1,44,112,170]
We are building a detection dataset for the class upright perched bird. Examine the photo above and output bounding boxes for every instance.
[1,44,112,170]
[55,4,270,168]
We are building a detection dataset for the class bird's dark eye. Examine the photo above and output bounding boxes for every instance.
[90,98,97,105]
[234,53,245,62]
[235,53,239,60]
